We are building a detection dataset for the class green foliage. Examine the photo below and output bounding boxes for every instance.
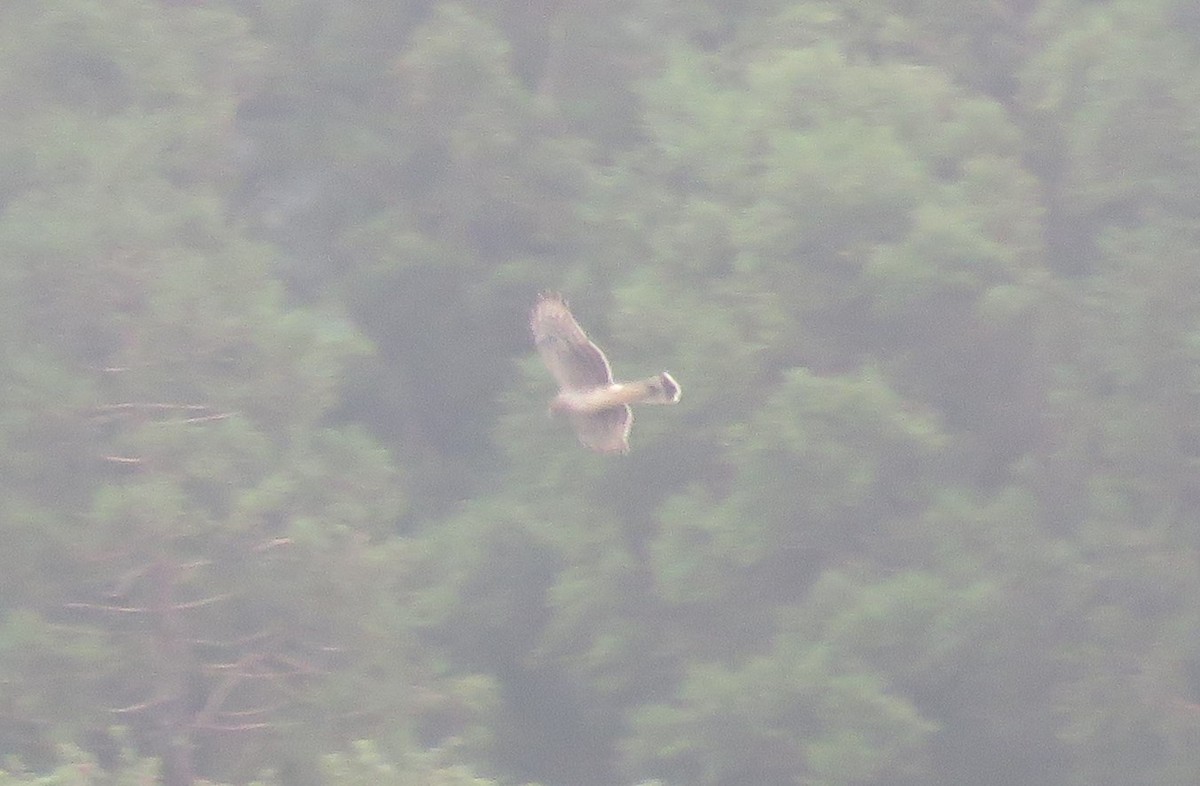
[624,643,935,786]
[0,737,519,786]
[0,742,160,786]
[651,368,946,613]
[321,739,519,786]
[4,0,1200,785]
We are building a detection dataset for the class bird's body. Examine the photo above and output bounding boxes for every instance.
[550,375,680,414]
[530,292,680,453]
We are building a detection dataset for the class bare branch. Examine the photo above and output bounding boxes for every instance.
[253,537,293,553]
[111,695,171,714]
[196,668,246,726]
[172,593,233,611]
[189,629,274,649]
[65,602,148,615]
[217,702,288,718]
[191,721,276,732]
[95,403,212,413]
[180,413,234,424]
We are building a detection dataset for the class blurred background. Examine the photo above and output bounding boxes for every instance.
[2,0,1200,784]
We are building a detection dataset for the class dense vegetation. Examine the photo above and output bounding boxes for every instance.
[3,0,1200,783]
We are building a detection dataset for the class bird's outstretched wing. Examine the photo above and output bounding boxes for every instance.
[569,407,632,454]
[529,292,613,390]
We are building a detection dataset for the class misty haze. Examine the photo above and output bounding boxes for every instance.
[1,1,1199,785]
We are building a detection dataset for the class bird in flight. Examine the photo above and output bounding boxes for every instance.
[530,292,680,453]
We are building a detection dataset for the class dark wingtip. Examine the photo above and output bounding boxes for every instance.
[660,371,681,402]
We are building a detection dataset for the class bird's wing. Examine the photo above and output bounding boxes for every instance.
[530,292,614,390]
[569,406,632,454]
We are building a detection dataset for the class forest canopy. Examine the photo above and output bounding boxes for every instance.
[3,0,1200,784]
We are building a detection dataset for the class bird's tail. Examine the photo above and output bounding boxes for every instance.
[635,372,681,404]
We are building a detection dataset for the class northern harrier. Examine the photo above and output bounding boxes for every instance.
[530,292,680,453]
